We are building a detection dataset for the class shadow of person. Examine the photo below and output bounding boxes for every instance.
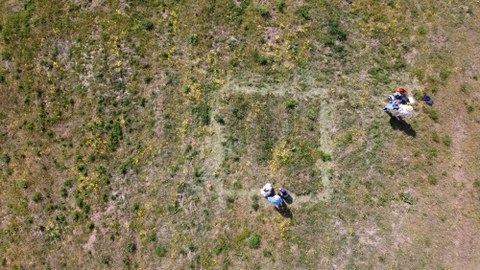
[280,207,293,218]
[274,203,293,218]
[389,116,416,137]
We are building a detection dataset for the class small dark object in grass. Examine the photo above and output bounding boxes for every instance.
[422,93,433,106]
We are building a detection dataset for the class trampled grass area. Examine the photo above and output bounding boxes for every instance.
[1,0,480,269]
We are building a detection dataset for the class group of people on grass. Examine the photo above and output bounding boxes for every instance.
[383,86,433,120]
[260,183,291,210]
[383,87,415,120]
[260,87,434,212]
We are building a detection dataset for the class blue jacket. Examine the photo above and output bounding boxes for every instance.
[268,195,283,206]
[394,93,408,103]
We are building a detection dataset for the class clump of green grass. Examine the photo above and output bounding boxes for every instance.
[126,242,137,253]
[277,0,285,13]
[72,211,80,222]
[25,217,33,224]
[155,245,167,257]
[253,50,267,65]
[320,151,332,162]
[413,68,425,81]
[225,193,235,205]
[141,20,154,30]
[285,99,296,109]
[439,69,450,83]
[178,253,188,265]
[214,114,225,124]
[263,249,273,257]
[17,180,28,189]
[432,132,440,143]
[132,202,140,211]
[257,6,269,17]
[307,111,316,121]
[82,204,90,214]
[428,109,439,121]
[192,103,211,125]
[32,192,42,203]
[1,153,10,163]
[76,197,84,207]
[251,194,260,211]
[108,120,123,151]
[96,165,106,174]
[327,19,348,41]
[443,135,451,146]
[467,105,474,113]
[193,167,201,178]
[400,192,415,205]
[460,83,469,93]
[184,144,192,154]
[188,243,197,252]
[214,244,224,255]
[233,181,243,189]
[100,256,110,265]
[148,233,156,242]
[231,108,245,119]
[296,5,310,20]
[86,222,95,231]
[77,165,87,176]
[1,51,11,61]
[248,234,261,249]
[236,229,251,244]
[474,179,480,189]
[94,71,103,78]
[229,58,240,67]
[188,34,199,45]
[368,67,391,84]
[64,179,74,188]
[428,175,438,185]
[418,25,427,35]
[167,202,177,214]
[144,76,152,84]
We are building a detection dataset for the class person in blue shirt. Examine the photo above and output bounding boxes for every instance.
[384,87,409,111]
[267,195,283,205]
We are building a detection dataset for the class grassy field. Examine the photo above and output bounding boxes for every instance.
[1,0,480,269]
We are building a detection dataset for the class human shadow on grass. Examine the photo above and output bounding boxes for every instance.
[388,115,416,137]
[274,203,293,218]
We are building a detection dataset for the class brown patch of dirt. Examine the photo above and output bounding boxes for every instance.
[433,27,480,269]
[83,232,97,254]
[373,13,480,270]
